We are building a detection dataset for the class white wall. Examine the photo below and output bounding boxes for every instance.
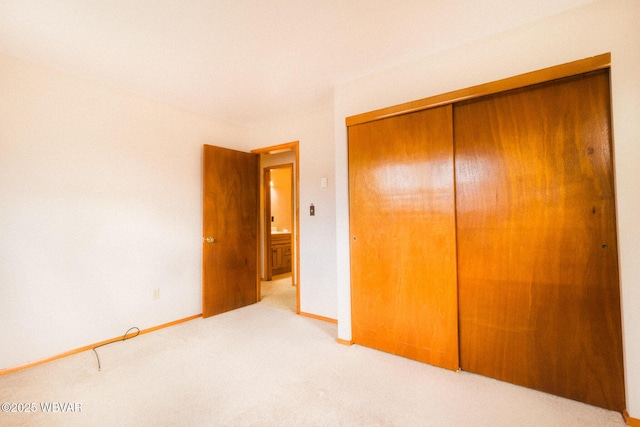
[334,0,640,416]
[249,108,337,319]
[0,54,249,369]
[0,53,338,370]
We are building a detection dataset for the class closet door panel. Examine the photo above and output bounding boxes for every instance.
[455,70,624,411]
[349,105,458,370]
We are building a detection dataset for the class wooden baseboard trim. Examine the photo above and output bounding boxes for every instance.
[0,314,202,376]
[299,311,338,324]
[336,338,353,346]
[624,410,640,427]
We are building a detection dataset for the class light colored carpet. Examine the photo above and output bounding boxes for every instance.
[0,279,627,426]
[259,274,296,313]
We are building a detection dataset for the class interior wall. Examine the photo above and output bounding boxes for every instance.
[0,54,250,370]
[334,0,640,416]
[249,108,337,319]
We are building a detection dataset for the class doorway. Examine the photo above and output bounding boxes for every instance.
[251,142,300,314]
[265,165,293,278]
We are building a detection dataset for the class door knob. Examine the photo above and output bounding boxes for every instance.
[203,237,216,243]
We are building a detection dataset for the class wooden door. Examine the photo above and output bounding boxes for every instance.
[455,70,625,410]
[202,145,259,318]
[349,105,459,370]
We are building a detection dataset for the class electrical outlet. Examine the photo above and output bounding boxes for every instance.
[153,288,160,300]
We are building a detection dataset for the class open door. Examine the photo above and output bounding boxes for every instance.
[202,144,259,318]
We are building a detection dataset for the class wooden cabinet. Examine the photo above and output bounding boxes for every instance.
[271,233,291,275]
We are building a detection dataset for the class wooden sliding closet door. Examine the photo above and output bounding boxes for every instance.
[455,70,625,410]
[349,105,458,370]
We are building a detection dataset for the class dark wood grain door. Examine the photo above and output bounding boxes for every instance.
[349,105,459,370]
[202,145,259,318]
[455,70,625,411]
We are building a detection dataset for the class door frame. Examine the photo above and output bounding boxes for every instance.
[251,141,301,314]
[346,53,611,127]
[263,168,273,281]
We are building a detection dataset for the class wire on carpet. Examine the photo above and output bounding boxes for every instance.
[91,327,140,371]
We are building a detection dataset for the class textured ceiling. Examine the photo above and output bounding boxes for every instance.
[0,0,595,126]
